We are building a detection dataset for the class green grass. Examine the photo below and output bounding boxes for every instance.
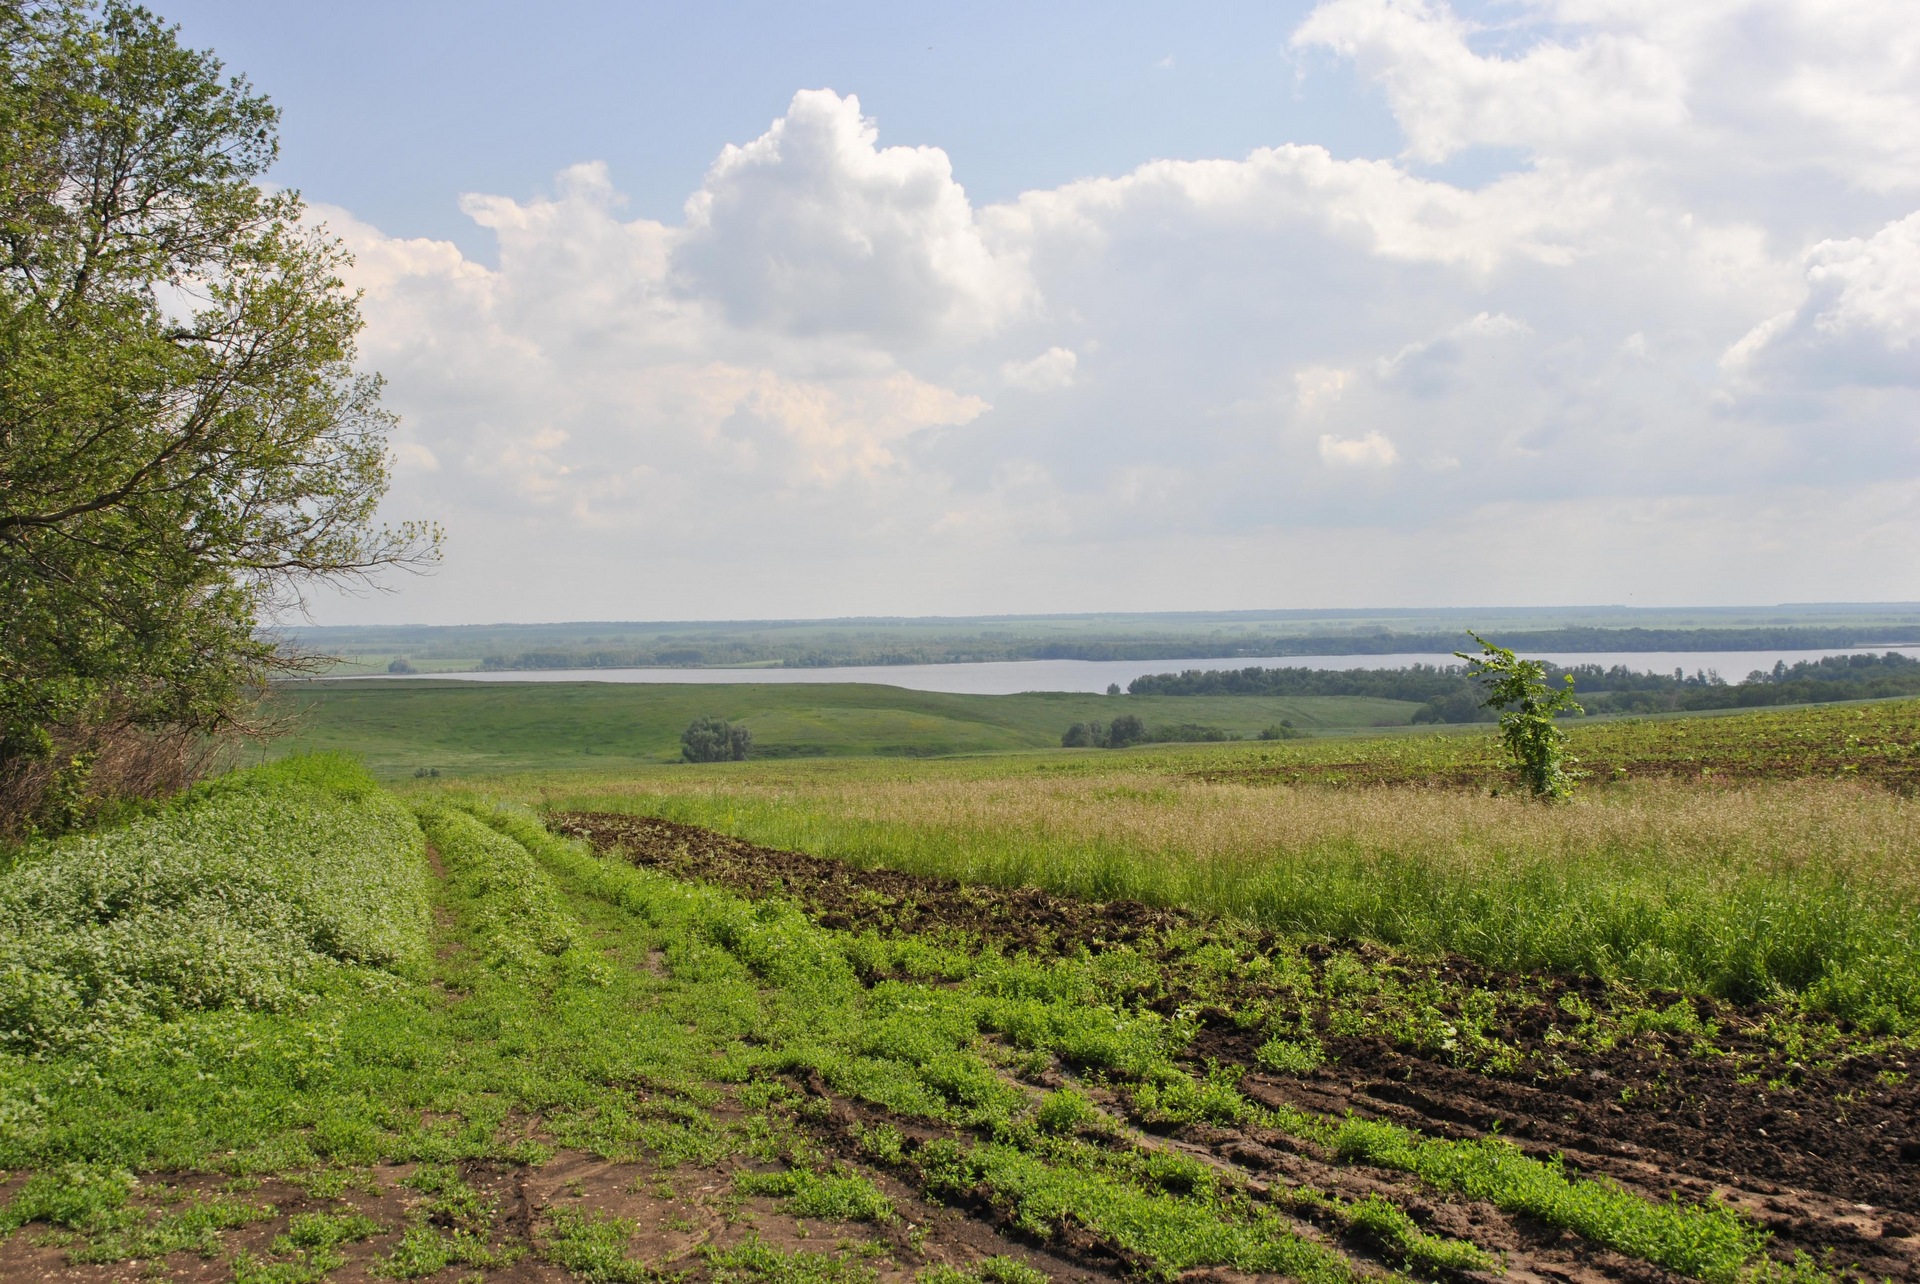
[260,679,1421,775]
[0,763,1819,1282]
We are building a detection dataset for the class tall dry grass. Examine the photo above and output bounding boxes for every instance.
[500,764,1920,1026]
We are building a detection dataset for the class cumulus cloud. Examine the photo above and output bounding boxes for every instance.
[1724,211,1920,387]
[320,6,1920,621]
[676,90,1029,345]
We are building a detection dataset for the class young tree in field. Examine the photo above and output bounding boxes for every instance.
[682,717,751,763]
[1457,632,1583,801]
[0,2,439,831]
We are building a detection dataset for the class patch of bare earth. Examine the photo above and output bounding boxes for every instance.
[0,1151,1081,1284]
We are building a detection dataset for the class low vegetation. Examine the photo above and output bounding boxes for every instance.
[0,702,1912,1282]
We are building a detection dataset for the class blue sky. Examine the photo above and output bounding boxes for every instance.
[169,2,1400,254]
[160,2,1920,624]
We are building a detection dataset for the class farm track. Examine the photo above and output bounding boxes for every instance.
[552,813,1920,1282]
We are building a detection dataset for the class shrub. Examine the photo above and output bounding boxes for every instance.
[682,717,751,763]
[1061,722,1105,748]
[1106,715,1148,748]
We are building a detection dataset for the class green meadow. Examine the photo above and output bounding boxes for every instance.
[262,680,1423,776]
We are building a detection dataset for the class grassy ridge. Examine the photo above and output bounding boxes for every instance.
[262,680,1420,775]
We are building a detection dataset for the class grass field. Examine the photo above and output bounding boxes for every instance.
[7,752,1909,1283]
[262,680,1423,775]
[8,701,1920,1281]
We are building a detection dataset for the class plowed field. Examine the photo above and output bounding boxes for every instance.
[553,812,1920,1284]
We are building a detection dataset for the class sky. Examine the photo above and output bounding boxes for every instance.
[166,1,1920,624]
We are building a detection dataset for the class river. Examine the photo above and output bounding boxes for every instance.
[352,646,1920,696]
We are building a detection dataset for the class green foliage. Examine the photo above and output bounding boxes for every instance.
[1340,1192,1497,1275]
[73,1196,277,1264]
[279,1209,384,1250]
[0,778,1792,1284]
[0,1162,137,1232]
[0,755,428,1053]
[540,1206,662,1283]
[917,1258,1049,1284]
[1034,1087,1102,1134]
[230,1246,347,1284]
[377,1164,516,1278]
[1063,715,1229,749]
[920,1139,1351,1284]
[270,681,1412,772]
[1332,1117,1763,1283]
[0,1,437,831]
[1458,632,1585,799]
[735,1165,894,1222]
[1060,721,1104,748]
[705,1235,878,1284]
[1254,1036,1324,1076]
[683,716,753,762]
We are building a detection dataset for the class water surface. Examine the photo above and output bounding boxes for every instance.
[350,646,1920,696]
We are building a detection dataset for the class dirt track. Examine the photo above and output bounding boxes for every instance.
[552,812,1920,1282]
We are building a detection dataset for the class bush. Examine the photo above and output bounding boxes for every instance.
[1061,722,1105,748]
[1106,714,1148,748]
[682,717,751,763]
[1256,722,1303,740]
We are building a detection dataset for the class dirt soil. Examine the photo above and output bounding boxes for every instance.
[0,1149,1086,1284]
[553,812,1920,1283]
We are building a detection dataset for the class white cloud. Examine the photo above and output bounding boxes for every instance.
[1319,431,1401,467]
[1294,0,1689,165]
[1723,211,1920,385]
[318,7,1920,621]
[675,90,1030,345]
[1002,347,1079,391]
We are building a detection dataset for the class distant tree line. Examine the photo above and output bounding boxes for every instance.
[455,625,1918,673]
[1127,652,1920,723]
[1061,717,1300,748]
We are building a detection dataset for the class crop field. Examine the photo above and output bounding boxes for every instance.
[2,702,1918,1283]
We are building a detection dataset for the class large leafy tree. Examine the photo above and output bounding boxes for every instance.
[0,1,438,829]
